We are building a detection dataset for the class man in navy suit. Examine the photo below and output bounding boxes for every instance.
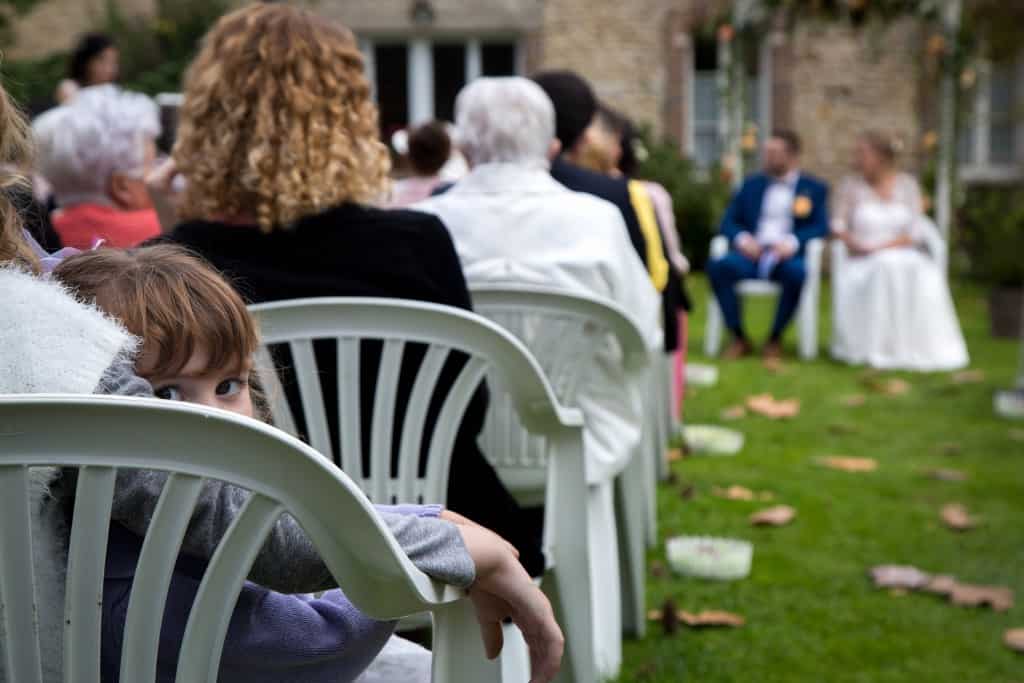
[708,130,829,360]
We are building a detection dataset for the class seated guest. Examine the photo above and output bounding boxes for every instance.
[389,121,452,207]
[707,130,829,360]
[831,131,968,370]
[533,70,684,351]
[414,76,663,678]
[33,84,162,249]
[156,3,544,576]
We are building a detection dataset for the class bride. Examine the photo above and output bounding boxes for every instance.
[831,131,969,371]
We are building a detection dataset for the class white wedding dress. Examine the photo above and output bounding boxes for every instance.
[831,174,969,371]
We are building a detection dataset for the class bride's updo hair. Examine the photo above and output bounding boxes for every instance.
[860,130,899,164]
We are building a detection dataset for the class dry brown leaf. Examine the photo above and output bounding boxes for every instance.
[925,468,968,482]
[938,442,963,456]
[657,598,680,635]
[678,610,745,628]
[840,394,867,407]
[721,405,747,421]
[1004,628,1024,652]
[870,565,931,589]
[646,609,662,621]
[666,448,684,462]
[750,505,796,526]
[649,560,666,578]
[941,503,979,531]
[759,491,775,501]
[863,377,911,396]
[949,583,1014,611]
[951,369,986,384]
[1010,429,1024,443]
[816,456,878,473]
[712,485,754,501]
[746,393,801,419]
[923,575,958,595]
[679,485,695,500]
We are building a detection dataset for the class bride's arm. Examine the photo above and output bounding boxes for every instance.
[831,177,873,255]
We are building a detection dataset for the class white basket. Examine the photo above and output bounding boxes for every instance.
[666,536,753,581]
[683,424,745,456]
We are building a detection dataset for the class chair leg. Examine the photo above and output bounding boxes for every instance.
[615,454,647,640]
[704,294,723,357]
[798,279,820,360]
[431,600,506,682]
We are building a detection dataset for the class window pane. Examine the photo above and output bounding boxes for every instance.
[694,36,717,71]
[990,62,1016,117]
[432,44,466,123]
[694,73,719,124]
[990,122,1015,165]
[695,131,721,168]
[482,43,517,76]
[375,44,409,137]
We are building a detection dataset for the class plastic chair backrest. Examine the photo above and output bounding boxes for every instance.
[468,284,650,474]
[249,297,580,505]
[0,394,464,683]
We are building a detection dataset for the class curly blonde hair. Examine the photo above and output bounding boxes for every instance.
[0,76,37,270]
[174,3,390,231]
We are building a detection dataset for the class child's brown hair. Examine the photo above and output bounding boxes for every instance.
[53,244,258,379]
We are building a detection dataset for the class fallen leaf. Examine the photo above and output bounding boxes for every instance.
[840,394,867,407]
[889,587,909,597]
[949,583,1014,611]
[1004,628,1024,652]
[941,503,979,531]
[666,471,679,485]
[679,485,695,500]
[925,468,968,482]
[678,610,745,628]
[870,565,932,589]
[1010,429,1024,443]
[816,456,878,473]
[827,421,859,435]
[746,393,801,419]
[712,485,754,501]
[758,491,775,501]
[750,505,796,526]
[863,376,911,395]
[647,609,661,621]
[649,560,666,578]
[721,405,747,420]
[951,369,986,384]
[667,448,684,462]
[659,598,680,635]
[923,575,958,595]
[938,442,963,456]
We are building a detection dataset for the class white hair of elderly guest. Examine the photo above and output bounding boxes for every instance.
[33,84,160,207]
[454,77,557,168]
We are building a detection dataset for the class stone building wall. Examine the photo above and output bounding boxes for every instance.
[780,18,924,185]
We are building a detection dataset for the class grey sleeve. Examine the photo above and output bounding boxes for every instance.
[97,359,475,591]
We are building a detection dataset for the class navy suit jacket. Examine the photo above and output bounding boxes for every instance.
[719,172,829,256]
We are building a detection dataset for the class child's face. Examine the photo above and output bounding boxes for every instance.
[141,344,254,419]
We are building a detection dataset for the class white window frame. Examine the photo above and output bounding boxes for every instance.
[685,33,772,168]
[358,36,523,125]
[960,56,1023,183]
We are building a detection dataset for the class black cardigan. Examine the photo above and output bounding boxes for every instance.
[165,203,544,575]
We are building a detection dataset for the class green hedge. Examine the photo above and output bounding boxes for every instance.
[956,185,1024,287]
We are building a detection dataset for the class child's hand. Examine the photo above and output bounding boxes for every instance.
[448,517,564,683]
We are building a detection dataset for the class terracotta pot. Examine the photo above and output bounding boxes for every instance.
[989,287,1024,339]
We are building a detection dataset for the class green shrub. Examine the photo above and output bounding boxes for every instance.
[957,185,1024,287]
[637,132,733,271]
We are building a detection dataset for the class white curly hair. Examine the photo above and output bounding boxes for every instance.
[454,77,556,167]
[33,84,160,206]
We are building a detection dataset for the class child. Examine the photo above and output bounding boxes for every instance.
[53,245,561,682]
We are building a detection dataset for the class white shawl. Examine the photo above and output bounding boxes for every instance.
[0,266,137,682]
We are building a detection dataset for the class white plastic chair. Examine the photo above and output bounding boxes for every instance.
[468,284,655,643]
[248,298,594,683]
[0,394,515,683]
[704,235,826,359]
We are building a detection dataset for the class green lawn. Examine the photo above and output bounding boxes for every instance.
[616,275,1024,682]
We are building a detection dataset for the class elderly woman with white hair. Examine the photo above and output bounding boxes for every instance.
[415,76,662,680]
[33,84,161,249]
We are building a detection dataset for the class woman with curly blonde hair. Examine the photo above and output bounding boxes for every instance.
[162,0,547,594]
